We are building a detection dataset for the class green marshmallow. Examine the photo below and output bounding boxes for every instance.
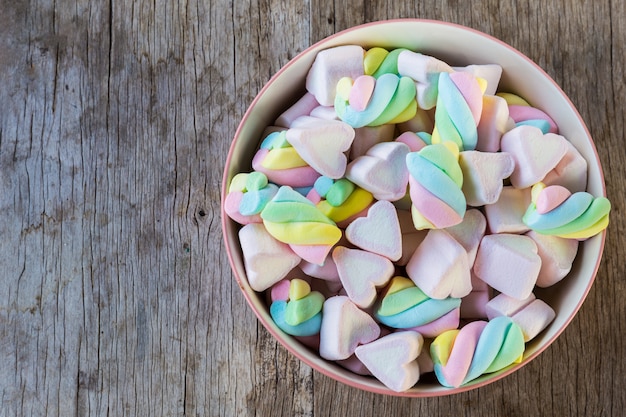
[245,171,269,191]
[377,286,429,317]
[326,178,355,206]
[284,292,325,326]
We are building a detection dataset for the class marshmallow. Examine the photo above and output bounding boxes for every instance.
[525,230,578,287]
[484,186,532,234]
[444,209,487,265]
[476,94,514,152]
[486,293,556,342]
[306,45,365,106]
[345,200,402,261]
[355,331,423,392]
[543,139,588,193]
[286,116,355,179]
[459,150,515,206]
[396,209,428,266]
[332,246,395,309]
[350,124,396,160]
[269,278,325,337]
[345,141,411,201]
[319,296,380,361]
[500,125,568,189]
[275,92,320,127]
[406,229,472,299]
[239,223,301,292]
[473,233,541,300]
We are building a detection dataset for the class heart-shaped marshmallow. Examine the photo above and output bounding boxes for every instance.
[319,296,381,361]
[345,141,410,201]
[333,246,395,308]
[345,200,402,261]
[459,150,515,206]
[355,331,423,392]
[239,223,301,292]
[500,125,568,189]
[286,116,355,179]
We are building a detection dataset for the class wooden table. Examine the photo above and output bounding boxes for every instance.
[1,1,624,416]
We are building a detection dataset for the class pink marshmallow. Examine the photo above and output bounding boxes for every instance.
[543,139,588,193]
[500,125,568,189]
[484,186,532,234]
[406,229,472,299]
[535,185,571,214]
[476,94,514,152]
[299,256,340,282]
[239,223,301,292]
[350,124,395,160]
[345,200,403,261]
[459,150,515,206]
[408,308,461,338]
[306,45,365,106]
[275,92,320,127]
[395,131,429,152]
[332,246,395,309]
[354,331,423,392]
[286,116,355,179]
[453,64,503,96]
[473,234,541,300]
[485,293,536,319]
[345,141,411,202]
[485,293,555,342]
[444,209,487,265]
[525,230,579,287]
[319,295,380,361]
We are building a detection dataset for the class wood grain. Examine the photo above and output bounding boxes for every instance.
[0,0,624,416]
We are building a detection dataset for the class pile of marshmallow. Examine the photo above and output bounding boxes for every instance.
[225,45,611,392]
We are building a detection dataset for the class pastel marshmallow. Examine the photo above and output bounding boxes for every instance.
[350,124,396,160]
[543,139,588,193]
[406,229,472,299]
[355,331,423,392]
[345,200,403,261]
[473,234,541,300]
[486,293,555,342]
[345,141,411,201]
[275,92,320,127]
[459,151,515,206]
[500,125,568,189]
[484,186,532,234]
[332,246,395,309]
[525,230,579,287]
[239,223,301,292]
[319,295,380,361]
[306,45,365,106]
[396,209,428,266]
[286,116,355,179]
[454,64,503,96]
[476,94,514,152]
[444,209,487,265]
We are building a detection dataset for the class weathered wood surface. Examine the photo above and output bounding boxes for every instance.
[1,0,624,416]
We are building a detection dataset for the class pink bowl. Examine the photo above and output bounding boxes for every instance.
[221,19,607,396]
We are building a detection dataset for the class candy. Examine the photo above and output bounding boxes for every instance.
[431,317,525,387]
[239,223,301,292]
[459,150,515,207]
[500,125,569,189]
[345,141,411,201]
[406,229,472,300]
[522,182,611,240]
[525,230,578,287]
[406,142,466,229]
[355,331,423,392]
[261,185,342,264]
[286,116,355,179]
[332,246,395,309]
[269,278,325,337]
[473,234,541,300]
[319,296,380,361]
[306,45,365,106]
[486,293,556,342]
[335,74,418,127]
[224,172,278,224]
[311,176,374,227]
[345,200,403,261]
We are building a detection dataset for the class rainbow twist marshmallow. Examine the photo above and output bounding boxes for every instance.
[334,73,417,128]
[363,47,409,78]
[498,92,558,134]
[375,277,461,337]
[270,279,325,337]
[406,142,467,229]
[522,182,611,240]
[261,185,342,265]
[252,130,320,188]
[308,176,374,227]
[430,316,525,388]
[224,171,278,225]
[431,71,486,151]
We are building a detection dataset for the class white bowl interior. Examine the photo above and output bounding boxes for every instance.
[222,19,606,396]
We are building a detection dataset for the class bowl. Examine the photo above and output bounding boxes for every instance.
[221,19,607,396]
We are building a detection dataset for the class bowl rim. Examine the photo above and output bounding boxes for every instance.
[221,18,607,397]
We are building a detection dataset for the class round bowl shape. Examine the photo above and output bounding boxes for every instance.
[221,19,607,396]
